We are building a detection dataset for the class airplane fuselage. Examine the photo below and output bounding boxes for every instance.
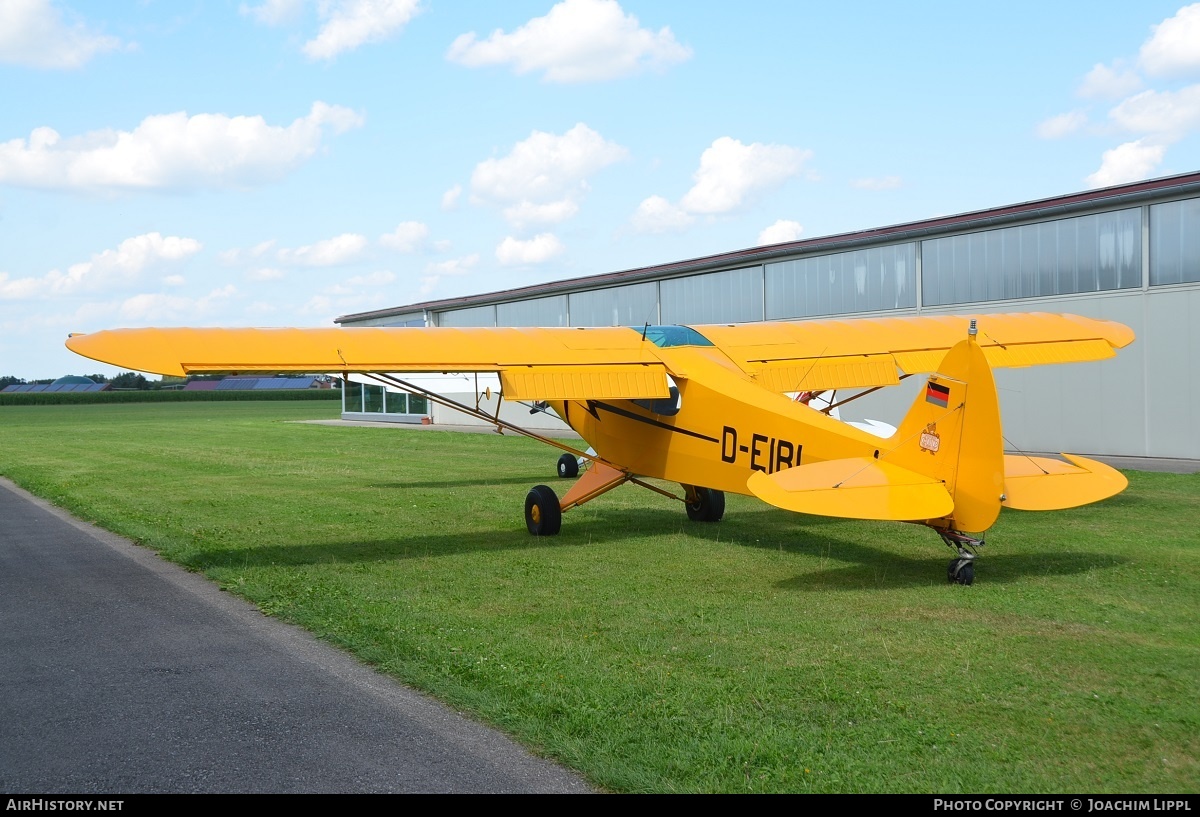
[553,345,886,497]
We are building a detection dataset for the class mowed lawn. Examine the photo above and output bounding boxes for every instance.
[1,401,1196,793]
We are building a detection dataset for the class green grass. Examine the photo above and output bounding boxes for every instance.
[1,401,1197,793]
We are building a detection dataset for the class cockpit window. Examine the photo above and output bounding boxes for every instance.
[635,325,715,348]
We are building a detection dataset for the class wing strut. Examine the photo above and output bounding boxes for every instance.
[358,373,696,515]
[365,372,599,465]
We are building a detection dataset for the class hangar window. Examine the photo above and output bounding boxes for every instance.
[765,243,916,319]
[922,208,1141,305]
[1151,198,1200,285]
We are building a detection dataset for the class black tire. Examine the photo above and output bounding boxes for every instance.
[557,452,579,478]
[525,484,562,536]
[948,558,975,586]
[685,486,725,522]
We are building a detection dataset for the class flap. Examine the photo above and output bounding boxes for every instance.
[747,457,954,521]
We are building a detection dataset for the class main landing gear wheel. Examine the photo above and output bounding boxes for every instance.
[556,452,579,478]
[947,557,975,585]
[685,486,725,522]
[525,484,562,536]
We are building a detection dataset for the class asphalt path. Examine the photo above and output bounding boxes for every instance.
[0,477,593,794]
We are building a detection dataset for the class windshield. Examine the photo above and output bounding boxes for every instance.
[634,325,714,348]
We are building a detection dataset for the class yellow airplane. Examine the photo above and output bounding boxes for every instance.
[66,312,1134,585]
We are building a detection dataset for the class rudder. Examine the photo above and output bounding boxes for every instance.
[886,326,1005,533]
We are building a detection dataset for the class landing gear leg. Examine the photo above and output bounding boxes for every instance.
[940,529,983,586]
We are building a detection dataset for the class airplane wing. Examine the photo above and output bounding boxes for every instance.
[699,312,1135,393]
[66,326,673,401]
[66,312,1133,401]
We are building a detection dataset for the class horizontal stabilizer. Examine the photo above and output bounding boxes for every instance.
[1002,454,1127,510]
[747,458,954,521]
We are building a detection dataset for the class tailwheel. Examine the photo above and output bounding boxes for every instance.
[940,529,982,585]
[947,556,975,585]
[556,452,579,478]
[684,485,725,522]
[525,484,562,536]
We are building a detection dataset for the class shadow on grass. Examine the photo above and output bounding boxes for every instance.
[368,474,555,490]
[180,507,696,571]
[773,547,1130,590]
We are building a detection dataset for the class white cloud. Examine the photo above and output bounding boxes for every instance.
[1085,139,1167,188]
[850,175,903,190]
[0,0,124,69]
[303,0,421,61]
[1139,3,1200,78]
[679,137,811,214]
[470,123,626,227]
[220,240,276,266]
[630,195,693,233]
[632,137,810,232]
[240,0,306,26]
[379,221,429,252]
[1078,62,1143,100]
[441,183,462,210]
[0,232,201,299]
[162,275,186,287]
[276,233,368,266]
[1036,110,1088,139]
[1108,85,1200,138]
[446,0,691,83]
[0,102,364,192]
[757,220,804,246]
[118,285,236,323]
[419,253,479,295]
[247,267,285,281]
[495,234,565,266]
[502,199,580,229]
[345,270,395,287]
[425,254,479,277]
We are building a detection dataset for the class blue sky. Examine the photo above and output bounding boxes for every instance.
[2,0,1198,379]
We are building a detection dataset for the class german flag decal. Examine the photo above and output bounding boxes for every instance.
[926,381,950,408]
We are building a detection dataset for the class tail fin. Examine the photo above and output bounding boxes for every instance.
[747,323,1127,526]
[747,329,1001,526]
[885,329,1005,532]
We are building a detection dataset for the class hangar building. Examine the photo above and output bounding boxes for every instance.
[336,172,1200,462]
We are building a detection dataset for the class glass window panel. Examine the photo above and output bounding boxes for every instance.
[497,294,567,327]
[1115,208,1140,288]
[408,394,429,415]
[439,305,496,327]
[1057,217,1077,294]
[661,267,763,324]
[568,282,658,326]
[385,391,407,413]
[984,229,1004,301]
[1097,216,1118,290]
[768,244,914,316]
[364,384,385,413]
[1077,215,1098,291]
[1152,198,1200,285]
[966,233,986,303]
[1152,201,1185,285]
[920,206,1141,305]
[344,379,363,412]
[1018,223,1038,299]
